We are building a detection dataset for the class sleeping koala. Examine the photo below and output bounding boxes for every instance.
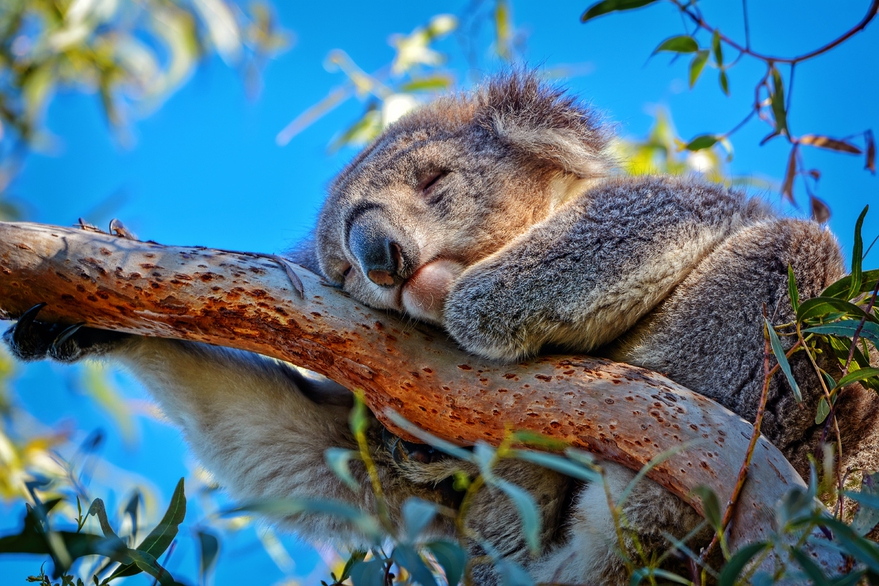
[6,73,879,584]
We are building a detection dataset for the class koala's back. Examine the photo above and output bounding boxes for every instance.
[607,216,879,474]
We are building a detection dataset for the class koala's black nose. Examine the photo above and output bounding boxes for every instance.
[348,217,415,287]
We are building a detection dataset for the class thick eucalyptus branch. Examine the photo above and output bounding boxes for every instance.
[0,221,842,571]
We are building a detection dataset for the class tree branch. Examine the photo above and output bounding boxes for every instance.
[0,221,843,571]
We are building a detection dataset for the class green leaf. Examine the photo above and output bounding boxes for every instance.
[685,134,718,151]
[385,411,476,462]
[769,65,788,136]
[196,530,219,584]
[765,318,802,403]
[691,486,722,531]
[393,544,438,586]
[126,549,178,586]
[848,473,879,536]
[689,50,709,88]
[581,0,658,22]
[719,69,730,96]
[822,269,879,299]
[509,449,601,483]
[796,296,877,324]
[111,478,186,578]
[88,499,123,542]
[491,478,541,554]
[400,75,453,93]
[815,517,879,573]
[718,541,768,586]
[349,558,387,586]
[337,550,368,582]
[815,396,831,424]
[225,497,382,539]
[834,367,879,390]
[425,540,466,586]
[402,498,439,543]
[788,266,800,313]
[805,320,879,349]
[652,35,699,55]
[711,30,724,67]
[325,448,361,492]
[849,206,869,300]
[790,547,830,585]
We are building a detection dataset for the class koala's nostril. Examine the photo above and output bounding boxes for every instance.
[367,269,396,287]
[348,220,408,288]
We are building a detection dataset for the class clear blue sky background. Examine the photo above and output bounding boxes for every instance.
[2,1,878,584]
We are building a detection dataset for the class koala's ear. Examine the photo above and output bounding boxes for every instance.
[474,73,613,178]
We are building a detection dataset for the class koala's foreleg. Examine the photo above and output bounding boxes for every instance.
[4,313,453,546]
[443,176,768,361]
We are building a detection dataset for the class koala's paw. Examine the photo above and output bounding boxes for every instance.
[443,283,535,362]
[3,303,130,363]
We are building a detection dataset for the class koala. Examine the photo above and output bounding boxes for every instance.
[6,72,879,585]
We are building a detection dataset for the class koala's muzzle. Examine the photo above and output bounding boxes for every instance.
[348,210,418,287]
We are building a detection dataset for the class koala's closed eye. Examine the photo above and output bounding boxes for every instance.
[417,170,448,201]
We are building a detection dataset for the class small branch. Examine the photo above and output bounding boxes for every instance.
[672,0,879,65]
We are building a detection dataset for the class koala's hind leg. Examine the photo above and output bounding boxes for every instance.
[607,218,857,474]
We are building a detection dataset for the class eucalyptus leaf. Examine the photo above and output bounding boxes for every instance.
[325,447,361,492]
[509,449,601,483]
[491,477,541,554]
[652,35,698,55]
[425,540,466,586]
[349,558,387,586]
[689,50,709,88]
[402,498,440,542]
[111,478,186,578]
[581,0,658,22]
[393,544,438,586]
[718,541,768,586]
[765,318,801,403]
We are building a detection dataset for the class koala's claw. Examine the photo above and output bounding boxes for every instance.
[53,323,86,350]
[12,303,48,346]
[3,304,129,363]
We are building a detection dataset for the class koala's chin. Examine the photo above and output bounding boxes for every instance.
[399,259,465,324]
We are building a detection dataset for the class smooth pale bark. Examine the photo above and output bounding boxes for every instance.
[0,221,843,572]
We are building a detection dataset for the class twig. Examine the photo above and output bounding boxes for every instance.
[671,0,879,65]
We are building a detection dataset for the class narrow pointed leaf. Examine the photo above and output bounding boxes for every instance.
[491,477,541,554]
[689,50,709,88]
[822,269,879,299]
[800,134,862,154]
[652,35,698,55]
[393,544,438,586]
[765,318,802,403]
[781,146,797,204]
[866,129,876,173]
[770,66,788,136]
[111,478,186,578]
[197,530,219,583]
[581,0,658,22]
[685,134,718,151]
[325,448,361,492]
[848,206,868,300]
[718,541,768,586]
[805,321,879,349]
[711,30,724,67]
[425,540,466,586]
[788,266,800,313]
[796,296,877,324]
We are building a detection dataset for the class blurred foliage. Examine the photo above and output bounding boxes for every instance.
[0,0,288,221]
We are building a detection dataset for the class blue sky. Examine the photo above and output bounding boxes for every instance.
[2,1,878,584]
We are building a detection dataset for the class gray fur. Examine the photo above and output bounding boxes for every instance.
[6,72,879,585]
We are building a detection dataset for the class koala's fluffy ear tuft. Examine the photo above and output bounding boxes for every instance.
[475,72,614,178]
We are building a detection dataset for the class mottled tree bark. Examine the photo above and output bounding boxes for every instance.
[0,221,842,572]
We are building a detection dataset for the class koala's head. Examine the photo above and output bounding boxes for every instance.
[316,72,612,324]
